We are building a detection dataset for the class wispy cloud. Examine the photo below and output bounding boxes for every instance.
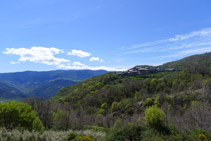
[121,40,166,50]
[161,47,211,58]
[121,28,211,57]
[67,49,91,57]
[121,48,154,54]
[168,28,211,42]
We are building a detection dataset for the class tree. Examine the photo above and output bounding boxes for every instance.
[145,106,165,129]
[53,104,72,130]
[23,98,54,129]
[0,101,44,131]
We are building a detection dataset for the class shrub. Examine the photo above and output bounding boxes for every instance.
[144,106,165,129]
[106,124,143,141]
[97,109,105,115]
[111,101,118,112]
[144,98,153,106]
[101,103,108,110]
[74,136,93,141]
[198,133,207,141]
[67,132,79,141]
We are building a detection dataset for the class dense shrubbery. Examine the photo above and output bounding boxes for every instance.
[106,123,211,141]
[106,124,143,141]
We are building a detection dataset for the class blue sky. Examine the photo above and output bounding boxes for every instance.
[0,0,211,73]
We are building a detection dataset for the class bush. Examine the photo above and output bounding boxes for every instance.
[66,132,79,140]
[74,136,93,141]
[106,124,143,141]
[144,106,165,129]
[144,98,153,106]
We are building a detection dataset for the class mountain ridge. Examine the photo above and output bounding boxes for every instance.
[0,69,107,100]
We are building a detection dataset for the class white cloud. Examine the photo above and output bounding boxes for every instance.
[10,61,19,64]
[67,50,91,57]
[3,46,124,71]
[57,63,124,71]
[3,46,69,66]
[72,61,85,66]
[89,57,104,62]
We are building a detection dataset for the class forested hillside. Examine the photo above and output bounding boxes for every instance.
[161,52,211,74]
[37,52,211,140]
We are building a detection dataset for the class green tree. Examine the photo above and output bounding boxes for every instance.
[111,101,118,112]
[144,106,165,129]
[0,101,44,131]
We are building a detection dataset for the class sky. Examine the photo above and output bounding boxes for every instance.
[0,0,211,73]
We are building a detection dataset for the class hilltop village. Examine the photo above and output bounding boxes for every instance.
[117,65,177,76]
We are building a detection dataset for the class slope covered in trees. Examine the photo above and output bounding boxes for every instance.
[161,52,211,74]
[52,52,211,132]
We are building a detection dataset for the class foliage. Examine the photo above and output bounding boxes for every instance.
[144,106,165,129]
[0,128,105,141]
[144,98,153,106]
[0,101,44,131]
[32,117,45,133]
[74,136,93,141]
[106,124,143,141]
[66,132,79,140]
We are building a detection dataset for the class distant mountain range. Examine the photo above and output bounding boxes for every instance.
[0,70,107,100]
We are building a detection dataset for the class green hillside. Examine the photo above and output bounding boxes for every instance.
[161,52,211,74]
[53,52,211,132]
[55,53,211,107]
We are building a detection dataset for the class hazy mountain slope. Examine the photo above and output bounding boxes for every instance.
[31,79,78,98]
[0,81,26,100]
[0,70,107,87]
[0,70,107,100]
